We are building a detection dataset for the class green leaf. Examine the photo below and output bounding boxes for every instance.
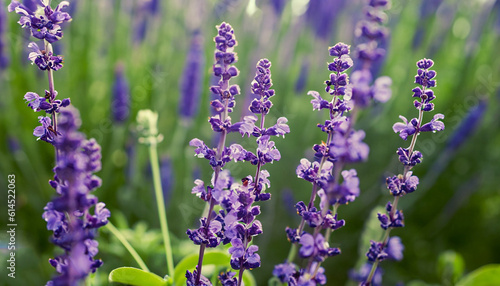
[242,269,257,286]
[456,264,500,286]
[406,280,440,286]
[437,250,465,285]
[109,267,167,286]
[173,250,231,285]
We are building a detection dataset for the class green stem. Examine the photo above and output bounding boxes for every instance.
[149,143,175,279]
[105,222,150,272]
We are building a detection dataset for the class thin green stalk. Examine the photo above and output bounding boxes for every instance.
[149,143,175,280]
[105,222,149,272]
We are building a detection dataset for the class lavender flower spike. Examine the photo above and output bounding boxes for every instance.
[351,0,392,108]
[111,62,130,123]
[215,58,288,286]
[361,58,444,285]
[188,22,243,285]
[274,43,356,285]
[179,30,205,121]
[43,107,110,286]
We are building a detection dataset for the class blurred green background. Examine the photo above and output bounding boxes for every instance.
[1,0,499,285]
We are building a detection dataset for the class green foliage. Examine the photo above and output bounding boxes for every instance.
[437,250,465,285]
[456,264,500,286]
[109,267,168,286]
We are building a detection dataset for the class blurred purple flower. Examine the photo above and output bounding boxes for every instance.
[306,0,345,40]
[111,63,130,123]
[446,98,487,151]
[0,0,9,69]
[43,108,109,285]
[352,0,392,107]
[160,156,173,207]
[270,0,286,16]
[179,30,205,120]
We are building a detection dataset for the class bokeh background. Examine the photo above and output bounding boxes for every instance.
[1,0,500,285]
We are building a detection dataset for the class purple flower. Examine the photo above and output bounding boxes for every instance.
[160,156,173,207]
[111,63,130,123]
[366,240,388,262]
[386,236,404,261]
[296,158,333,183]
[323,169,360,205]
[28,42,63,70]
[446,98,487,150]
[306,0,345,40]
[228,238,261,270]
[392,115,418,140]
[218,271,237,286]
[377,201,404,229]
[179,30,205,120]
[24,91,51,111]
[34,116,57,143]
[8,0,72,43]
[273,262,297,283]
[299,233,340,262]
[186,268,212,286]
[329,122,369,163]
[249,58,275,115]
[397,147,422,166]
[415,58,436,88]
[420,113,445,133]
[386,172,419,196]
[43,108,109,285]
[412,87,435,111]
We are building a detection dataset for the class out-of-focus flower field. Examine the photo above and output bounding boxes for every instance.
[1,0,499,285]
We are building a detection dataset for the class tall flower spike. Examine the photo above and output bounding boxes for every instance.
[188,22,243,285]
[179,30,205,121]
[43,108,110,285]
[351,0,392,108]
[111,63,130,123]
[274,43,355,285]
[216,58,288,285]
[360,59,444,285]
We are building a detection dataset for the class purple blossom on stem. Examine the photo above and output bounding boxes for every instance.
[188,22,243,285]
[8,0,72,43]
[213,58,287,285]
[361,58,444,285]
[42,108,109,286]
[275,43,357,285]
[28,41,63,70]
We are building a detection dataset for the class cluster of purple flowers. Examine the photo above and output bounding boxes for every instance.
[8,0,71,142]
[8,0,71,43]
[358,59,444,286]
[274,43,362,285]
[187,22,289,286]
[8,1,109,284]
[351,0,392,108]
[43,108,110,286]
